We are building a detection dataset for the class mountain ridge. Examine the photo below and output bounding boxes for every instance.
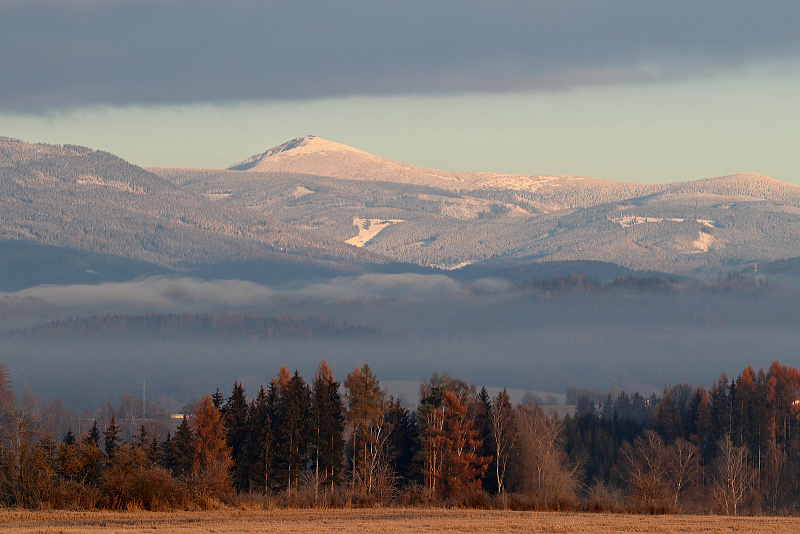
[150,136,800,276]
[0,137,388,287]
[3,135,800,286]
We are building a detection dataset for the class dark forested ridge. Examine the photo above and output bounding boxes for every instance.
[7,313,381,341]
[0,240,174,291]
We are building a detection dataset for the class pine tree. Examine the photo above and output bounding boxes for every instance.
[80,423,105,484]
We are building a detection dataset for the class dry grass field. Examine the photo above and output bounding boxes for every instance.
[2,508,799,534]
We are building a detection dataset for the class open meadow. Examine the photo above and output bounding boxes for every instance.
[3,509,800,534]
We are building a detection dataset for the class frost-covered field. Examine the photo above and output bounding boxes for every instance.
[3,509,799,534]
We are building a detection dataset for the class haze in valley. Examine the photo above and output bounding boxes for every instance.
[2,2,799,413]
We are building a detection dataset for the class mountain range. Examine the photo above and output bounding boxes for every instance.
[154,135,800,277]
[2,134,800,290]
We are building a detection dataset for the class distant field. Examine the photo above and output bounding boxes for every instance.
[3,509,799,534]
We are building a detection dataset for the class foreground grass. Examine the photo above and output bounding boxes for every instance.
[2,508,800,534]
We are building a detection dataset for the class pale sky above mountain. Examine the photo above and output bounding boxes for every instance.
[2,1,799,184]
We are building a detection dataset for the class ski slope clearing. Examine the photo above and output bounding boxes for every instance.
[346,217,404,247]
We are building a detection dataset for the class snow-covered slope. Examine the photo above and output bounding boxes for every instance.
[226,136,657,207]
[151,138,800,276]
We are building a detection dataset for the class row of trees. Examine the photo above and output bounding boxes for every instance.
[10,313,378,341]
[565,360,800,514]
[1,361,799,514]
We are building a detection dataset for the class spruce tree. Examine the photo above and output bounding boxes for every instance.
[385,397,418,486]
[212,387,224,410]
[148,435,161,466]
[62,429,76,446]
[269,367,291,491]
[276,370,311,490]
[160,433,174,472]
[247,385,273,493]
[103,414,122,459]
[475,386,496,493]
[311,361,345,491]
[171,416,195,478]
[83,421,101,447]
[223,381,250,491]
[134,424,149,449]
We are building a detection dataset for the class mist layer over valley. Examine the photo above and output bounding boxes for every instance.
[3,136,800,412]
[2,273,797,411]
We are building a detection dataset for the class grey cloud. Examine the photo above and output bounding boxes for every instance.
[2,1,799,112]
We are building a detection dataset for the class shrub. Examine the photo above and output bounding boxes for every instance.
[123,467,187,510]
[398,484,436,508]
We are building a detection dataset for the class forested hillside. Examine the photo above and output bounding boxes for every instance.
[154,136,800,276]
[0,138,382,288]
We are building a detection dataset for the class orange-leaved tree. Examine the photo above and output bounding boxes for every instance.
[421,388,489,500]
[191,395,232,477]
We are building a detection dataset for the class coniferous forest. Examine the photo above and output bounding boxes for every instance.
[0,360,799,515]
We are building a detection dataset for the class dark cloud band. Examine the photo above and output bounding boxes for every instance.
[2,1,798,112]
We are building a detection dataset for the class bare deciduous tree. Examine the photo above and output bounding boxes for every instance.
[0,391,52,507]
[711,435,754,516]
[512,403,579,507]
[491,389,517,494]
[621,430,700,513]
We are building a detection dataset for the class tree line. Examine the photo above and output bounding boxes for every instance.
[0,360,799,514]
[8,313,380,341]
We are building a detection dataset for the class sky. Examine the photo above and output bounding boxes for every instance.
[2,1,799,185]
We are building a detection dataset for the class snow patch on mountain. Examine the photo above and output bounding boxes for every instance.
[692,231,715,253]
[346,218,404,247]
[77,175,144,194]
[611,216,718,228]
[292,186,314,198]
[612,216,685,227]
